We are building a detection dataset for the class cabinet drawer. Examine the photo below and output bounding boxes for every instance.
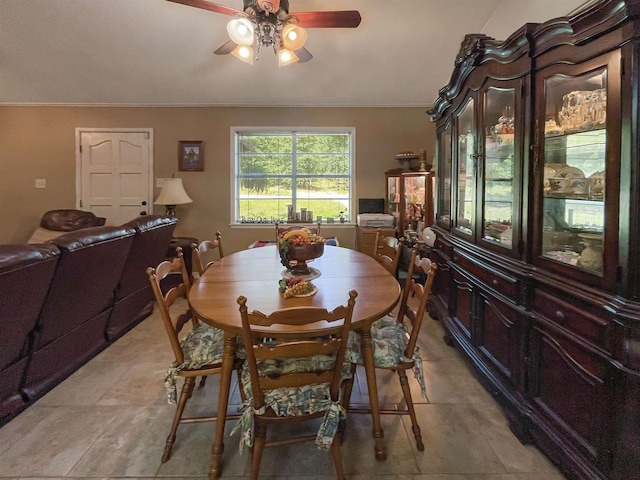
[453,253,518,299]
[532,290,610,350]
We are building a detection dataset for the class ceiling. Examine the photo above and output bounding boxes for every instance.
[0,0,589,108]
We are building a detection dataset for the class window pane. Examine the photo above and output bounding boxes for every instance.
[298,154,349,174]
[238,198,291,222]
[239,154,292,175]
[297,134,349,153]
[239,134,292,153]
[234,130,353,224]
[296,178,349,220]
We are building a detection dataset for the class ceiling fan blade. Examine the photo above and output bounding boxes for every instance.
[214,40,236,55]
[166,0,243,17]
[291,11,361,28]
[295,47,313,63]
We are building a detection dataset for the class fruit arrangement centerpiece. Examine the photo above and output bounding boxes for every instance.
[278,277,317,298]
[278,228,325,276]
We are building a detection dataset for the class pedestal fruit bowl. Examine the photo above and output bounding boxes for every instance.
[278,228,325,276]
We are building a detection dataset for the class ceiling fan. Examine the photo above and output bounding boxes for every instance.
[167,0,361,66]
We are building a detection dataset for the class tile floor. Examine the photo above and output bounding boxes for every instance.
[0,297,567,479]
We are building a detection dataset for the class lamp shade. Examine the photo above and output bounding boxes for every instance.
[154,178,193,207]
[282,24,307,51]
[278,47,299,67]
[227,18,255,46]
[231,44,254,64]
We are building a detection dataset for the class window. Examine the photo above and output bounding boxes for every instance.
[232,127,354,224]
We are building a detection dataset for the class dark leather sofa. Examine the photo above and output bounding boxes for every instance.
[0,244,61,419]
[0,215,177,425]
[106,216,177,340]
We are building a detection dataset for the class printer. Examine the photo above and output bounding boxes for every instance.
[356,213,395,227]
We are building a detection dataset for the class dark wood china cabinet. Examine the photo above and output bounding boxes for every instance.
[428,2,640,479]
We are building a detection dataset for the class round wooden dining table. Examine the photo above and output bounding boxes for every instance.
[188,244,401,479]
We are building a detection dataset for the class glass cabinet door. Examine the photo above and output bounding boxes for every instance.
[482,87,516,249]
[404,174,426,232]
[437,126,452,229]
[539,67,607,276]
[455,98,476,236]
[387,174,400,221]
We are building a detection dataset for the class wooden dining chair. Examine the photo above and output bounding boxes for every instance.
[147,247,241,463]
[234,290,358,480]
[191,231,224,276]
[342,245,437,451]
[373,228,404,277]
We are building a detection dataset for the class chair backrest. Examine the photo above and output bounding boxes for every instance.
[397,246,437,358]
[237,290,358,409]
[373,229,404,276]
[275,222,321,243]
[147,247,193,365]
[191,231,224,276]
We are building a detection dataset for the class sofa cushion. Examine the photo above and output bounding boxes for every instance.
[40,209,106,231]
[34,226,136,348]
[0,244,60,370]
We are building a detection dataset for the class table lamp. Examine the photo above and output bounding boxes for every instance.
[154,177,193,216]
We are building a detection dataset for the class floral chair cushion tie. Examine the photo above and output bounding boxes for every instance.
[164,323,245,404]
[346,315,426,398]
[231,354,346,451]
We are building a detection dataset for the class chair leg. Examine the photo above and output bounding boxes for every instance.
[249,422,267,480]
[330,434,346,480]
[162,376,196,463]
[398,369,424,451]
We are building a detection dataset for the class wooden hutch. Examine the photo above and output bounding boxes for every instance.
[427,1,640,479]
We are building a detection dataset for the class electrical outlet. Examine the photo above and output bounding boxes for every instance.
[35,178,46,188]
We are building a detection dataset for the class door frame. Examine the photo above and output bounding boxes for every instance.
[74,127,154,214]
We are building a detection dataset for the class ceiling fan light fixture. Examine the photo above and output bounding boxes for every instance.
[278,47,299,66]
[232,44,254,64]
[282,23,307,50]
[257,0,280,13]
[227,18,255,46]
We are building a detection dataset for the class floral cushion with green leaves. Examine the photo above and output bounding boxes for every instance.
[346,315,426,398]
[164,323,245,404]
[231,353,346,452]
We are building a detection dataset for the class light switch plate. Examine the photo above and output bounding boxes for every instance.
[35,178,46,188]
[156,178,167,188]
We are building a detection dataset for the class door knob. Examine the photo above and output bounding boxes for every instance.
[140,211,147,215]
[142,201,147,206]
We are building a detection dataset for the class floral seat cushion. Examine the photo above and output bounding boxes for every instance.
[346,315,426,398]
[164,323,245,404]
[232,353,345,451]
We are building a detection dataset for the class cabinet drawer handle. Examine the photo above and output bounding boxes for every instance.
[555,310,565,320]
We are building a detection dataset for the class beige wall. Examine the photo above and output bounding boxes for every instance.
[0,106,435,252]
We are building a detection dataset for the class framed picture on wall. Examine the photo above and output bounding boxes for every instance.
[179,141,204,171]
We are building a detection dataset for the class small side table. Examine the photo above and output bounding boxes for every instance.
[161,236,198,292]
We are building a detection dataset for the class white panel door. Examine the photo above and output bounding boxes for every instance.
[77,129,153,226]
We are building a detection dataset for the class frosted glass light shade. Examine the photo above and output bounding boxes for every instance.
[282,24,307,50]
[227,18,255,46]
[231,44,254,64]
[278,47,298,66]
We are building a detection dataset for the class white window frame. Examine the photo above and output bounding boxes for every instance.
[230,126,356,226]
